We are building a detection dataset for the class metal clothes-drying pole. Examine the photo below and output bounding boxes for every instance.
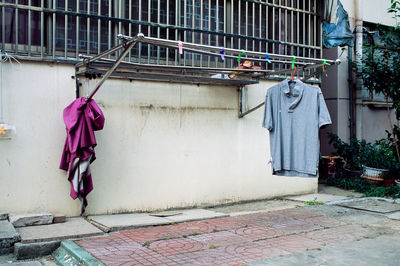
[77,33,340,117]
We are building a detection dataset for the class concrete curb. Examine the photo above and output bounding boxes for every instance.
[14,241,60,260]
[52,240,104,266]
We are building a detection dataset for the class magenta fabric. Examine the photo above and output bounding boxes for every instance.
[60,97,105,214]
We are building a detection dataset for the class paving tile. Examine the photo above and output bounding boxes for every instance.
[302,225,370,245]
[299,215,347,228]
[168,247,245,265]
[202,216,250,231]
[73,207,363,265]
[223,241,290,261]
[168,241,289,265]
[189,231,250,247]
[76,232,142,251]
[272,220,322,235]
[271,208,323,220]
[77,233,177,265]
[233,208,322,228]
[93,247,177,266]
[231,226,285,241]
[119,226,181,244]
[258,234,323,253]
[167,220,221,236]
[148,237,205,256]
[118,218,239,244]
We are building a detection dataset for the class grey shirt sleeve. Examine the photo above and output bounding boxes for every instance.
[262,91,273,131]
[317,90,332,128]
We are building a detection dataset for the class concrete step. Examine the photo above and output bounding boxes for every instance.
[16,218,103,244]
[9,214,53,228]
[52,240,104,266]
[0,214,8,221]
[14,241,60,260]
[0,221,20,255]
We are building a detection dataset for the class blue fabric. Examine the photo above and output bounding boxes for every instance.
[323,0,354,48]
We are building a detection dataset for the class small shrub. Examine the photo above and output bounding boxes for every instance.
[303,197,324,205]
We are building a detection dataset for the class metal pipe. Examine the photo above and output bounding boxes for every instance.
[40,0,44,57]
[28,0,31,56]
[87,40,138,100]
[15,0,18,54]
[76,33,143,66]
[355,0,363,139]
[0,51,3,122]
[348,45,354,139]
[76,0,79,59]
[82,56,319,74]
[64,0,68,59]
[52,0,55,58]
[98,0,101,56]
[1,0,4,52]
[87,0,90,56]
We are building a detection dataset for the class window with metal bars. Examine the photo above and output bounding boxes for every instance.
[0,0,322,69]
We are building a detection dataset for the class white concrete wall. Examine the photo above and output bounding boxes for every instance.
[0,61,317,216]
[341,0,397,27]
[322,0,398,146]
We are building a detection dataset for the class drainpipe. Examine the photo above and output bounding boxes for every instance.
[354,0,363,139]
[348,46,354,139]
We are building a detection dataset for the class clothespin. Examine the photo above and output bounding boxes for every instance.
[291,57,296,80]
[220,47,225,61]
[322,60,330,66]
[178,41,183,54]
[0,125,6,136]
[265,54,271,63]
[322,59,329,77]
[237,50,246,63]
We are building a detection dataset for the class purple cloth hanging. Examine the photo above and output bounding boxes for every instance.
[59,97,105,215]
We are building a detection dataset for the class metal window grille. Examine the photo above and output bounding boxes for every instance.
[0,0,322,72]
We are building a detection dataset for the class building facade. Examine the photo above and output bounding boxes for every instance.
[0,0,392,216]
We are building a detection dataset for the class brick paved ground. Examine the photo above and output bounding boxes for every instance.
[76,208,371,265]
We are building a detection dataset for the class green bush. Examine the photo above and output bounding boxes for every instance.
[328,133,400,171]
[327,175,400,198]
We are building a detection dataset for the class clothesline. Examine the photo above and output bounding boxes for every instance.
[75,33,340,109]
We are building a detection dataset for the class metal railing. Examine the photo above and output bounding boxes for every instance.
[0,0,322,73]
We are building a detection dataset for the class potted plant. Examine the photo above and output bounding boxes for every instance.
[360,139,399,186]
[329,134,400,186]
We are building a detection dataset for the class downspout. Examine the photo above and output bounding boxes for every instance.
[348,46,354,139]
[354,0,363,139]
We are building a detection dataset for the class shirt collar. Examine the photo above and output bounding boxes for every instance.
[281,79,304,111]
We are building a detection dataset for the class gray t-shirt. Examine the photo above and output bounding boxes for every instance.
[262,79,332,177]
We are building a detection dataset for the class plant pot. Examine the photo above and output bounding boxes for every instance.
[362,165,389,186]
[383,178,395,187]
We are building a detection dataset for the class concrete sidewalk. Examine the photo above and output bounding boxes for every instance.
[62,201,400,265]
[2,185,400,265]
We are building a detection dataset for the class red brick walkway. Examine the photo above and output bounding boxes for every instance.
[76,208,369,265]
